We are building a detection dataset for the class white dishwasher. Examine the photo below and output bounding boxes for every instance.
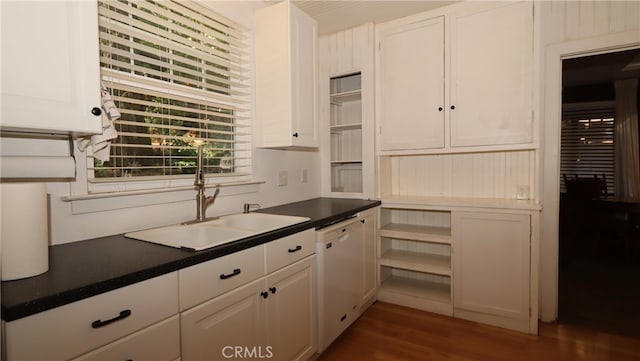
[316,216,364,352]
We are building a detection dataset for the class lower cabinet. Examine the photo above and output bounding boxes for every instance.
[181,278,266,361]
[378,202,539,334]
[3,229,318,361]
[4,272,179,361]
[181,256,316,361]
[72,315,180,361]
[452,212,531,333]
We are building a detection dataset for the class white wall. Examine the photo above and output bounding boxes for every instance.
[538,0,640,321]
[45,2,321,245]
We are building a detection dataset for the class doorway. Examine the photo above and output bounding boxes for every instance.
[557,48,640,338]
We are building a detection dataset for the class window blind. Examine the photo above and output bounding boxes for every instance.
[560,102,616,194]
[93,0,250,181]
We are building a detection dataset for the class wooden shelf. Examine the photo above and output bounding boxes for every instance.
[330,90,361,104]
[330,122,362,131]
[379,223,451,244]
[331,160,363,165]
[380,250,451,276]
[377,276,452,315]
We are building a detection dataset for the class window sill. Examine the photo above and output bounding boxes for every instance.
[61,180,265,214]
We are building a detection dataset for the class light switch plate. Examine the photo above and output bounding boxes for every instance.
[301,168,308,183]
[278,170,288,186]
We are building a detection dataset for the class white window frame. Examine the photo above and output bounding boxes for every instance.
[77,0,253,196]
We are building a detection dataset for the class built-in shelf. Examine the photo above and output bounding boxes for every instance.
[379,223,451,244]
[330,90,361,104]
[380,250,451,276]
[377,274,452,315]
[329,72,363,196]
[330,122,362,131]
[331,160,362,165]
[378,206,453,316]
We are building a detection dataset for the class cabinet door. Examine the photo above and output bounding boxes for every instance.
[0,1,101,135]
[378,16,445,151]
[255,1,318,149]
[181,279,266,361]
[360,210,377,308]
[72,316,180,361]
[291,4,318,148]
[265,257,316,361]
[449,2,533,147]
[452,212,530,323]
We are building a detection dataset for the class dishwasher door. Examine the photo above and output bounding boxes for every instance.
[316,217,363,352]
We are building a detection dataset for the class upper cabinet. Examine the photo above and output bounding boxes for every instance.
[0,1,102,135]
[255,1,318,150]
[378,16,445,152]
[376,1,534,155]
[449,2,534,147]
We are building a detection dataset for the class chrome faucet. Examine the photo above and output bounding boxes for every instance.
[191,144,220,223]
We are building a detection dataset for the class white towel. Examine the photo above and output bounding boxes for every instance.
[77,82,120,162]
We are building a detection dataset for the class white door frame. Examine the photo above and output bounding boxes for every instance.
[540,31,640,322]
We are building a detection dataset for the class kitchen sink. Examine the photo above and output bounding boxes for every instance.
[125,213,310,251]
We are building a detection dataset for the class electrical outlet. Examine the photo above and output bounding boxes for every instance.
[278,170,288,186]
[516,184,529,200]
[301,168,308,183]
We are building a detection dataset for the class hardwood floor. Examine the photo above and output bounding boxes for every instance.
[317,302,640,361]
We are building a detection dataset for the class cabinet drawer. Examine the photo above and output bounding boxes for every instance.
[179,245,265,311]
[73,315,180,361]
[5,272,178,361]
[266,229,315,274]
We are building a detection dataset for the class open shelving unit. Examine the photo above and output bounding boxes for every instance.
[377,207,453,316]
[330,73,363,194]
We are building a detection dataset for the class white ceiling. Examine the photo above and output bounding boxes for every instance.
[292,1,457,34]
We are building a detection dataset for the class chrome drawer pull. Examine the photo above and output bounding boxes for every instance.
[288,245,302,253]
[220,268,241,280]
[91,309,132,329]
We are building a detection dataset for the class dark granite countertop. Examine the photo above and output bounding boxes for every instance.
[1,197,380,322]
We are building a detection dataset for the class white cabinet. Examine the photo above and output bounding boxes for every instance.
[265,257,316,361]
[376,200,539,334]
[179,245,265,311]
[181,257,316,361]
[449,2,534,147]
[452,212,531,333]
[4,273,179,361]
[255,1,318,149]
[181,278,267,361]
[0,0,102,135]
[180,230,316,361]
[72,316,180,361]
[376,2,534,154]
[377,16,445,152]
[360,208,377,310]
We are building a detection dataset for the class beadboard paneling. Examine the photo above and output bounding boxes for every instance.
[386,150,535,200]
[542,0,640,45]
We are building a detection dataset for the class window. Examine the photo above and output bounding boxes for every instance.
[92,0,250,186]
[560,102,615,195]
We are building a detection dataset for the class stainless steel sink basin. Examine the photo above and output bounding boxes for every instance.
[125,213,310,251]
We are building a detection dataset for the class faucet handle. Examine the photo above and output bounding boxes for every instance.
[243,203,260,214]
